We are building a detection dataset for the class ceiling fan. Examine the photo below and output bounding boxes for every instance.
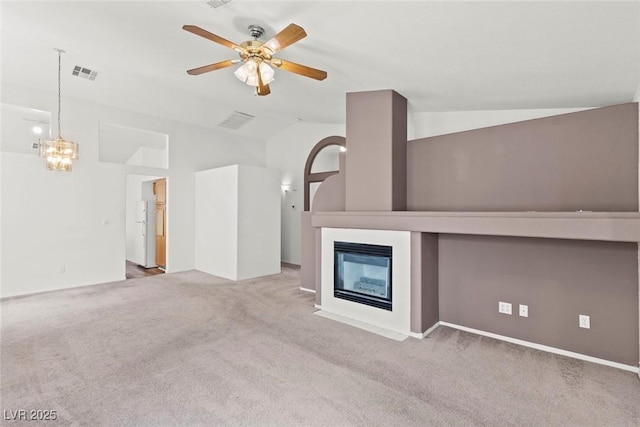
[183,23,327,96]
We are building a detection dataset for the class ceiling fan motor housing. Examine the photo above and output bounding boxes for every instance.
[248,25,265,40]
[238,40,272,61]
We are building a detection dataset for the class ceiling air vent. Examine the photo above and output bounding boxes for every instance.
[72,66,98,81]
[206,0,233,8]
[217,111,254,130]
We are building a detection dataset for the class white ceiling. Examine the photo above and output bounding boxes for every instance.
[2,1,639,140]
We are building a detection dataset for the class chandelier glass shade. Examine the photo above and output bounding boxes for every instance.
[40,48,78,171]
[233,59,275,87]
[40,138,78,171]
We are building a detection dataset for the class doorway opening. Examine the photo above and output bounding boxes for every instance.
[125,174,168,279]
[98,121,170,281]
[126,261,164,279]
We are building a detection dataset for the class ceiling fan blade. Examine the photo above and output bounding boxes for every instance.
[263,23,307,53]
[256,63,271,96]
[182,25,245,53]
[187,59,240,75]
[270,58,327,81]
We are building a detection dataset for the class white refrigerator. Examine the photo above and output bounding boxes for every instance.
[134,201,157,268]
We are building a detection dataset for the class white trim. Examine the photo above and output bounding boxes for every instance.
[407,321,441,339]
[299,287,316,294]
[314,304,322,310]
[439,321,639,374]
[314,310,408,341]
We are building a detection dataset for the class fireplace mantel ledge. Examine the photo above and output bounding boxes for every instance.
[311,211,640,243]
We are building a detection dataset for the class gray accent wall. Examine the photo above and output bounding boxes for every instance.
[300,212,315,292]
[301,173,346,292]
[346,90,407,211]
[312,173,345,212]
[410,232,439,334]
[404,102,639,366]
[306,96,639,368]
[439,235,639,366]
[407,103,639,212]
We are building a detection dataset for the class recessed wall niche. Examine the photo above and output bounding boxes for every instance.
[99,122,169,169]
[310,144,341,173]
[303,136,346,211]
[0,103,51,155]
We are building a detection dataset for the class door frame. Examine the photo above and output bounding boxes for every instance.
[124,173,169,275]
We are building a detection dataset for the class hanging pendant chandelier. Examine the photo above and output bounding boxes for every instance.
[39,48,78,171]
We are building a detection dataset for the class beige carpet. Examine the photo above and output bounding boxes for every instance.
[1,270,639,426]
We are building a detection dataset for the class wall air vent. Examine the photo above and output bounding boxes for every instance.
[206,0,233,8]
[72,66,98,81]
[217,111,254,130]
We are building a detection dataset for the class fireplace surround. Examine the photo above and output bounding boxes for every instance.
[320,228,411,335]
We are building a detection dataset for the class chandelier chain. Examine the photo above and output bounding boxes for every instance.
[57,49,62,139]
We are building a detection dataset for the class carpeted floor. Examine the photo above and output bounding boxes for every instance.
[1,270,639,426]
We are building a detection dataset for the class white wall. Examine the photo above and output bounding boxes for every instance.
[195,166,239,281]
[411,108,591,139]
[1,134,125,297]
[237,165,280,280]
[0,151,3,297]
[266,122,346,265]
[1,83,266,297]
[126,147,167,169]
[0,151,2,296]
[310,144,341,173]
[195,165,280,281]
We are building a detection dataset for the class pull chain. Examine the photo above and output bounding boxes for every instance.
[56,48,64,139]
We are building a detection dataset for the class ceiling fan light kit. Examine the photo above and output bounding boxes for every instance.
[183,23,327,96]
[234,59,275,87]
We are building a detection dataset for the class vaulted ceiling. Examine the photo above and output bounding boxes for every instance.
[2,1,639,139]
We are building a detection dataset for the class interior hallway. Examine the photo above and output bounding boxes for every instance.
[125,261,164,280]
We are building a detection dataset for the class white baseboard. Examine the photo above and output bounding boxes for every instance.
[439,321,639,374]
[307,311,639,374]
[408,321,440,339]
[299,287,316,294]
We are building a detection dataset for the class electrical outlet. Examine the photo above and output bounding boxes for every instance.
[498,301,512,315]
[58,265,66,273]
[519,304,528,317]
[579,314,590,329]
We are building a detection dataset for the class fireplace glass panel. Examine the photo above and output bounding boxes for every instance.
[334,242,392,311]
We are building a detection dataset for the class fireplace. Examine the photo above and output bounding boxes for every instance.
[334,241,392,311]
[321,229,410,334]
